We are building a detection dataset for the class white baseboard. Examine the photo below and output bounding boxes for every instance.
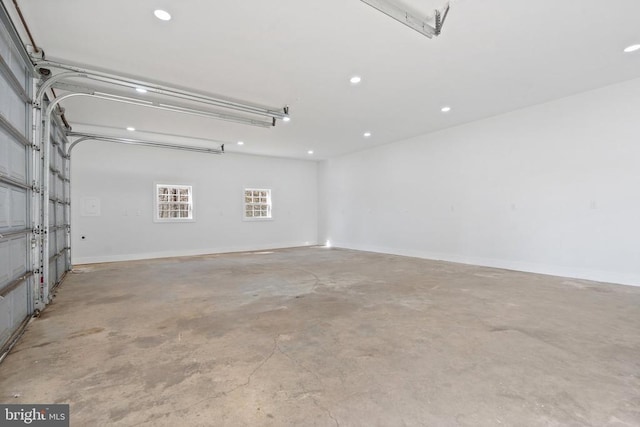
[72,240,639,287]
[72,241,317,265]
[332,242,640,288]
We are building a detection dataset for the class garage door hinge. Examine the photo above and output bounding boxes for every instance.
[31,144,41,151]
[31,182,41,193]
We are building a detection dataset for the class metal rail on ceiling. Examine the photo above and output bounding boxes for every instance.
[50,83,275,128]
[66,132,225,156]
[33,59,290,126]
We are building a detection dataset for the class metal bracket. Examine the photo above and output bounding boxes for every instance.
[360,0,450,39]
[435,3,450,36]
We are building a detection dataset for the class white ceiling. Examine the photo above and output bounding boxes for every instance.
[6,0,640,159]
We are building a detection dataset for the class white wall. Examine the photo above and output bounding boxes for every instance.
[71,142,318,264]
[319,78,640,286]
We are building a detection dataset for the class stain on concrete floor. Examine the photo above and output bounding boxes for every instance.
[1,247,639,426]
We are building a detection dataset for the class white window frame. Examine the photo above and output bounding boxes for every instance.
[154,183,194,222]
[243,188,272,221]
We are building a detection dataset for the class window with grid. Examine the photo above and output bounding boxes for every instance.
[155,184,193,221]
[244,189,272,220]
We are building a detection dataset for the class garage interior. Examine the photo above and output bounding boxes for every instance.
[0,1,639,426]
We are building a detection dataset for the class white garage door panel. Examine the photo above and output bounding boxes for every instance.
[11,281,28,321]
[0,185,8,228]
[0,290,13,346]
[7,88,26,133]
[0,282,29,347]
[56,203,63,226]
[48,148,54,169]
[0,235,26,287]
[48,231,55,257]
[56,229,64,253]
[10,236,27,277]
[0,127,10,175]
[1,8,35,355]
[1,24,27,89]
[48,173,55,200]
[48,200,55,226]
[0,78,8,120]
[0,239,9,285]
[56,256,65,282]
[55,150,63,175]
[48,260,56,289]
[55,176,63,201]
[10,188,26,229]
[0,27,8,63]
[9,139,26,182]
[8,55,26,88]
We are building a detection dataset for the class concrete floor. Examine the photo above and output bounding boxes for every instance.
[0,247,639,426]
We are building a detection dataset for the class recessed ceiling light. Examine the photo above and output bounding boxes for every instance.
[237,141,244,146]
[308,150,314,155]
[126,127,135,131]
[624,44,640,53]
[441,106,451,113]
[350,76,362,84]
[282,116,291,122]
[135,87,148,93]
[363,132,371,137]
[154,9,171,21]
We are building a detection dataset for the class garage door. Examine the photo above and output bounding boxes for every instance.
[48,115,70,291]
[0,8,35,353]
